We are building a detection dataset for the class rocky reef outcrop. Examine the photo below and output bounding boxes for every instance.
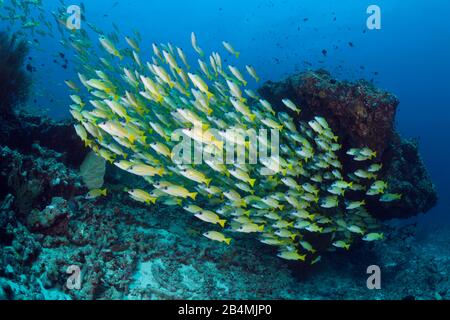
[0,68,442,300]
[259,70,437,219]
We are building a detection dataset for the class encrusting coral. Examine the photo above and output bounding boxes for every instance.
[66,31,401,263]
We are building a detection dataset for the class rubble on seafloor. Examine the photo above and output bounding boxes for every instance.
[0,71,445,300]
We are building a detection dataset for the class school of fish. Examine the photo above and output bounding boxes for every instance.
[2,0,401,264]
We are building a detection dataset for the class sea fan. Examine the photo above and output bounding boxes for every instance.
[0,31,31,118]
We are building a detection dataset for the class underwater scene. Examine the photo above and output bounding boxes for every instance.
[0,0,449,301]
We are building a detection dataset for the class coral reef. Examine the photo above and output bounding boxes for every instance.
[0,32,31,120]
[0,144,84,216]
[259,70,437,219]
[1,185,448,300]
[0,67,441,300]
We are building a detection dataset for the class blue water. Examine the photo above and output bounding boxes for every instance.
[3,0,450,226]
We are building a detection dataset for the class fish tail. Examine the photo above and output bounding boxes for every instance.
[101,189,108,196]
[345,244,350,250]
[218,219,226,228]
[205,179,212,187]
[249,179,256,188]
[290,234,296,240]
[235,52,240,59]
[258,225,265,232]
[189,192,198,200]
[225,238,232,245]
[84,139,92,148]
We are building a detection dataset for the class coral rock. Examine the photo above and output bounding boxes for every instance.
[259,70,437,219]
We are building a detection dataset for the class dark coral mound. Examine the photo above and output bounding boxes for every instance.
[0,112,88,167]
[0,31,31,119]
[259,69,437,219]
